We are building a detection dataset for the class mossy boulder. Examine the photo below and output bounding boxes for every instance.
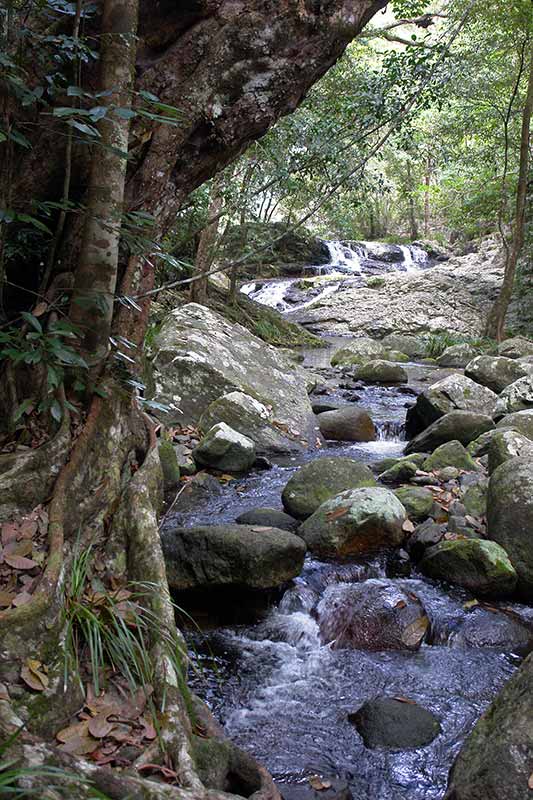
[379,460,418,485]
[496,409,533,440]
[356,359,407,383]
[158,439,181,490]
[394,486,435,521]
[487,429,533,474]
[298,487,407,558]
[235,507,298,532]
[437,343,479,368]
[331,338,385,367]
[349,697,441,750]
[420,539,517,597]
[497,335,533,359]
[317,406,376,442]
[465,355,531,393]
[423,440,479,472]
[381,333,426,358]
[375,453,427,473]
[281,457,376,519]
[193,422,256,473]
[405,411,494,454]
[494,375,533,417]
[384,349,410,363]
[462,480,488,517]
[406,374,498,436]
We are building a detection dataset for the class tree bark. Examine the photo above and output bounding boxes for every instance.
[486,48,533,341]
[423,154,431,237]
[69,0,139,364]
[190,179,223,304]
[407,160,419,240]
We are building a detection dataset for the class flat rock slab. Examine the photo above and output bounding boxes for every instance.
[349,697,441,750]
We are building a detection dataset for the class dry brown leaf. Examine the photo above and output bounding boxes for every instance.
[5,540,33,557]
[140,716,157,741]
[4,554,37,570]
[0,591,15,608]
[395,599,407,609]
[250,527,273,532]
[393,696,417,704]
[308,776,332,791]
[57,720,90,743]
[325,506,350,522]
[528,773,533,790]
[401,616,429,648]
[88,714,114,739]
[1,523,19,545]
[0,682,9,701]
[402,519,415,533]
[12,591,32,607]
[19,519,38,539]
[21,659,48,692]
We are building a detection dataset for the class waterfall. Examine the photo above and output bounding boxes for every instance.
[323,240,365,274]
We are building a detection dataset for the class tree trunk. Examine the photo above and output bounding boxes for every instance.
[69,0,139,365]
[407,160,419,240]
[190,180,223,304]
[486,50,533,341]
[423,154,431,237]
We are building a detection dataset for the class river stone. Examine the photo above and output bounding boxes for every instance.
[437,343,479,367]
[465,355,531,393]
[158,439,180,490]
[374,453,427,473]
[394,486,435,521]
[497,335,533,359]
[317,407,376,442]
[381,333,426,358]
[422,440,479,473]
[193,423,256,473]
[281,457,376,520]
[331,338,385,367]
[199,391,304,456]
[384,349,410,362]
[419,540,517,597]
[467,427,517,458]
[235,507,298,532]
[494,375,533,417]
[406,519,447,560]
[279,778,352,800]
[356,360,407,383]
[445,652,533,800]
[462,480,488,517]
[349,697,441,750]
[487,457,533,595]
[487,430,533,474]
[311,400,343,415]
[405,411,494,454]
[496,409,533,439]
[161,524,306,591]
[406,374,498,435]
[173,444,196,476]
[298,487,406,558]
[317,580,429,651]
[452,607,533,656]
[378,460,418,485]
[150,303,318,450]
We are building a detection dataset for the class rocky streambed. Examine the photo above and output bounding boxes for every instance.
[151,283,533,799]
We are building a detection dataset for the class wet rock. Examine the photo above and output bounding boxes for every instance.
[465,355,531,393]
[467,427,516,458]
[487,430,533,474]
[405,411,494,454]
[235,507,298,532]
[317,579,429,651]
[170,472,223,515]
[199,391,307,457]
[378,460,418,485]
[437,343,479,367]
[355,360,407,383]
[394,486,435,521]
[161,524,306,591]
[452,607,533,655]
[299,487,406,558]
[281,457,376,520]
[494,375,533,417]
[384,349,410,362]
[406,519,447,560]
[193,422,256,473]
[497,335,533,359]
[445,652,533,800]
[406,374,498,436]
[462,479,488,517]
[349,697,441,750]
[420,539,517,597]
[150,304,317,450]
[496,409,533,439]
[278,778,352,800]
[435,466,461,482]
[487,457,533,595]
[423,440,479,472]
[173,443,196,476]
[317,406,376,442]
[381,333,426,358]
[311,401,343,414]
[330,338,385,367]
[374,453,427,473]
[158,439,180,491]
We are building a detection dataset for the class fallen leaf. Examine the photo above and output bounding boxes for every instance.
[395,599,407,609]
[140,716,157,740]
[21,659,48,691]
[250,526,273,532]
[88,714,114,739]
[4,554,38,570]
[1,523,19,545]
[463,599,479,610]
[393,696,417,704]
[528,773,533,790]
[308,776,332,791]
[401,616,429,648]
[0,591,15,608]
[402,519,415,533]
[12,591,32,607]
[325,506,350,522]
[19,519,38,539]
[5,540,33,557]
[0,682,9,700]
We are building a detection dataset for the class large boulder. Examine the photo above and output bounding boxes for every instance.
[422,440,479,472]
[497,335,533,359]
[235,507,298,532]
[317,579,429,651]
[465,355,531,394]
[487,430,533,474]
[437,343,479,367]
[487,457,533,595]
[405,411,494,454]
[349,697,441,750]
[393,486,435,521]
[419,539,517,597]
[406,374,498,435]
[281,457,376,520]
[193,422,256,473]
[356,360,407,383]
[494,375,533,417]
[445,653,533,800]
[298,487,406,558]
[161,524,306,591]
[496,409,533,439]
[381,333,426,358]
[317,406,376,442]
[199,391,304,456]
[150,304,318,451]
[330,338,385,367]
[452,607,533,655]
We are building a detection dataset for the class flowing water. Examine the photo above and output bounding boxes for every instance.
[171,244,528,799]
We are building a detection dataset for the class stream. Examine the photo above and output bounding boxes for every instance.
[166,243,527,799]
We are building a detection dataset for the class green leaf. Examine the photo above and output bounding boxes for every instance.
[8,129,31,148]
[20,312,43,334]
[113,107,136,120]
[13,399,34,422]
[54,347,88,368]
[66,119,101,138]
[50,400,63,423]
